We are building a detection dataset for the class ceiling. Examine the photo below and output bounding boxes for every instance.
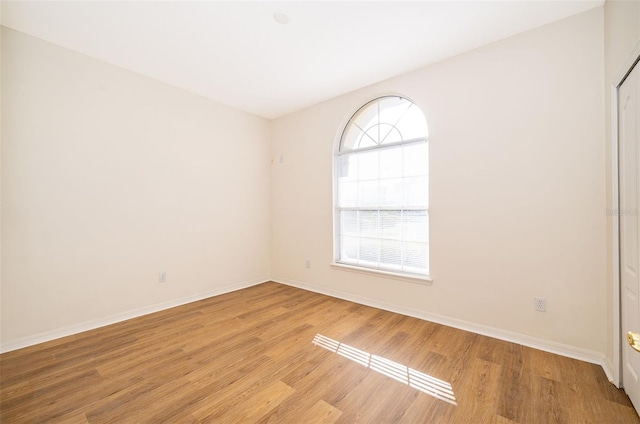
[1,1,603,119]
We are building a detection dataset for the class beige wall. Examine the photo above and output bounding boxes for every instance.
[604,0,640,370]
[271,9,606,357]
[1,28,271,349]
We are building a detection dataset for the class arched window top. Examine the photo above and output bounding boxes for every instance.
[339,96,428,152]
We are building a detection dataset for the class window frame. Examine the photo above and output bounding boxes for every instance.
[332,95,432,284]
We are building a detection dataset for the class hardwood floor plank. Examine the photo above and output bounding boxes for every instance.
[449,357,501,422]
[1,281,637,424]
[296,399,343,424]
[209,379,295,424]
[143,354,274,423]
[495,344,532,422]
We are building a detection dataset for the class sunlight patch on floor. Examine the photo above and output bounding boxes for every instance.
[312,333,457,405]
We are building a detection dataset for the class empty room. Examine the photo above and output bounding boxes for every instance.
[2,0,640,422]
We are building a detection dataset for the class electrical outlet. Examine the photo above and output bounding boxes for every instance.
[534,297,546,312]
[159,272,167,283]
[305,260,311,269]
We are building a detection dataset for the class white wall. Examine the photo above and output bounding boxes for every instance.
[604,0,640,374]
[271,9,606,358]
[1,27,271,350]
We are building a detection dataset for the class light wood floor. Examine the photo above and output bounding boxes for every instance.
[1,281,638,423]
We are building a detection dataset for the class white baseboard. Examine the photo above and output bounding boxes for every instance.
[603,357,616,386]
[272,277,611,378]
[0,277,269,353]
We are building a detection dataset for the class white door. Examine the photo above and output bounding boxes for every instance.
[620,60,640,412]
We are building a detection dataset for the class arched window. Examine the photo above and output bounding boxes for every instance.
[335,96,429,278]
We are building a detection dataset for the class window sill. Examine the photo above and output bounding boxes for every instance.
[330,262,433,286]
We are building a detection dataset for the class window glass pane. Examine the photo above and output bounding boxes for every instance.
[404,176,428,207]
[359,238,380,264]
[351,103,380,143]
[338,181,358,207]
[378,97,410,126]
[358,180,379,207]
[358,133,378,149]
[395,105,428,141]
[358,211,379,238]
[340,210,358,237]
[379,97,413,145]
[341,124,364,151]
[338,154,358,207]
[381,211,402,240]
[379,127,403,145]
[404,143,428,177]
[338,154,358,179]
[380,146,402,179]
[381,240,402,269]
[404,242,429,272]
[341,236,359,263]
[358,150,379,180]
[403,211,429,243]
[379,178,403,206]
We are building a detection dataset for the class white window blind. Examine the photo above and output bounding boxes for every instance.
[335,97,429,277]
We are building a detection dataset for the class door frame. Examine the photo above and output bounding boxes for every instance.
[612,41,640,389]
